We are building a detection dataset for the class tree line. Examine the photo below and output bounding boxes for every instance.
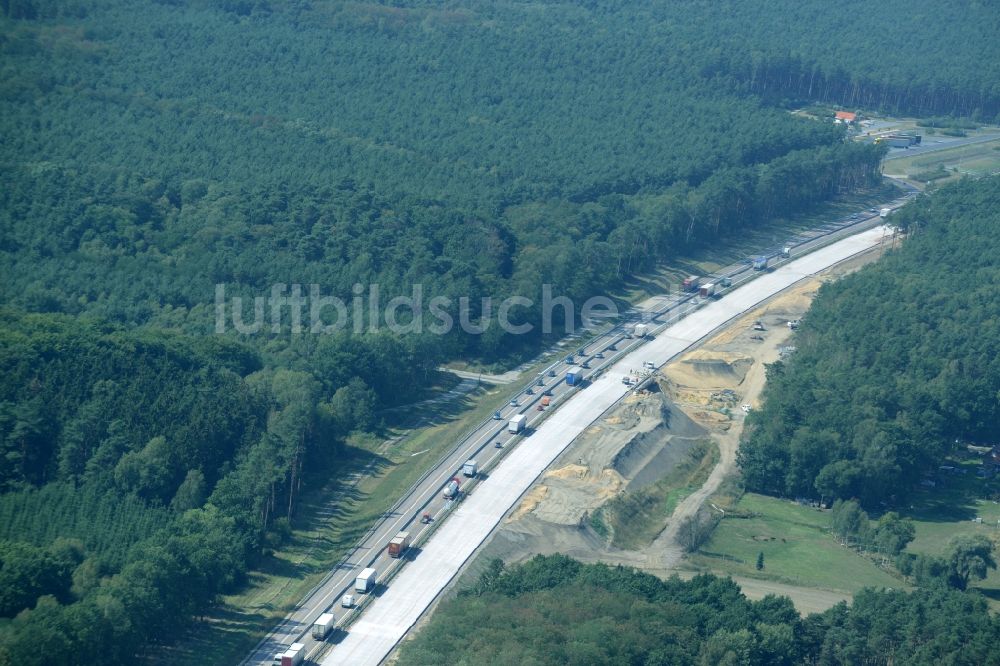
[739,177,1000,505]
[400,554,1000,665]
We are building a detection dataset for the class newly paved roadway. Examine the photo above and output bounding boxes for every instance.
[247,196,911,666]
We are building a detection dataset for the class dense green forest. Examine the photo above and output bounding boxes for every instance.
[0,0,996,662]
[401,555,1000,665]
[0,311,375,664]
[683,0,1000,118]
[739,177,1000,505]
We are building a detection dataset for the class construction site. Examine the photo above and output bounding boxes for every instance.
[465,250,880,610]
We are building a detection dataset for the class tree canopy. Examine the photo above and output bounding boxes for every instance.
[400,554,1000,665]
[739,177,1000,505]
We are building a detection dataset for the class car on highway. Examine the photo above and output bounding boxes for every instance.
[509,399,518,407]
[595,351,604,359]
[492,411,502,420]
[548,369,557,377]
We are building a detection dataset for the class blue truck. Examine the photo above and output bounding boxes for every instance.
[566,367,584,386]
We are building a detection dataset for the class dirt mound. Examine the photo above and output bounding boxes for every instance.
[626,436,706,491]
[611,405,707,485]
[508,486,549,522]
[666,352,753,391]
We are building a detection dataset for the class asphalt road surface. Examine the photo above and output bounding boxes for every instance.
[882,133,1000,161]
[247,196,911,666]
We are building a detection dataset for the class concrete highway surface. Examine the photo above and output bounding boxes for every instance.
[247,197,909,666]
[318,225,893,665]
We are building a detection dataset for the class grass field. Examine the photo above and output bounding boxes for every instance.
[898,457,1000,606]
[685,493,903,593]
[885,135,1000,185]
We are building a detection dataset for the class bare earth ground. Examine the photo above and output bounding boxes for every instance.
[471,250,881,613]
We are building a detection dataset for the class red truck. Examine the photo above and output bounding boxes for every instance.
[387,531,411,558]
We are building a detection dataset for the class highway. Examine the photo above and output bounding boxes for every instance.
[882,132,1000,161]
[247,195,912,666]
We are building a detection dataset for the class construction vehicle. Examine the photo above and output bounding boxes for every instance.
[312,613,335,640]
[387,531,411,558]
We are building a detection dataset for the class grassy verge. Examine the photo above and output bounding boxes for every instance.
[604,439,718,550]
[884,135,1000,185]
[684,493,902,593]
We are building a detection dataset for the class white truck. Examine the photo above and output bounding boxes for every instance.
[355,567,377,594]
[633,323,648,338]
[274,643,305,666]
[462,459,478,477]
[312,613,335,640]
[509,413,526,433]
[880,207,891,218]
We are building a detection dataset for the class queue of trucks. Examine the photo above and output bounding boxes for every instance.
[274,643,305,666]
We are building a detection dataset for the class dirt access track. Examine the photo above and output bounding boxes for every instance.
[472,249,881,613]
